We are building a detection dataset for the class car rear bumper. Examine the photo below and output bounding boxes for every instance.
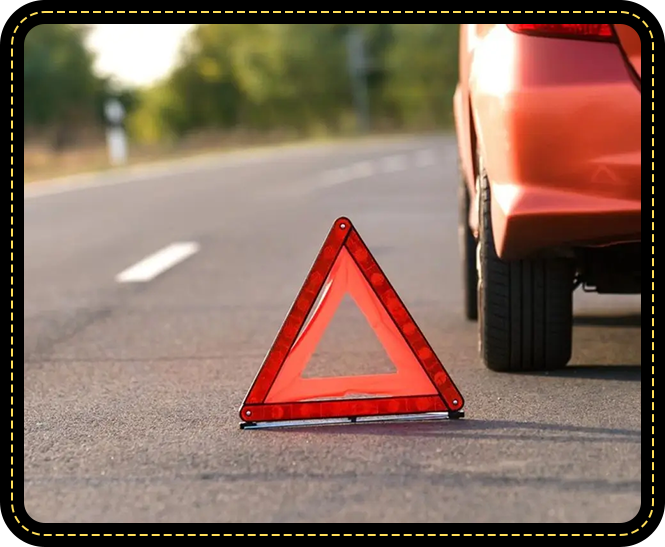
[471,26,641,260]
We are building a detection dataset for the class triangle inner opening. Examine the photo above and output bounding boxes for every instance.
[301,293,398,379]
[263,247,439,404]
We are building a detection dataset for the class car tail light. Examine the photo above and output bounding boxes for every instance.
[506,24,617,41]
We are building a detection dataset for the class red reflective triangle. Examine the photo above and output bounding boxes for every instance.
[239,217,465,426]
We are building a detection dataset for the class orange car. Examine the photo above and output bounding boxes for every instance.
[453,23,641,372]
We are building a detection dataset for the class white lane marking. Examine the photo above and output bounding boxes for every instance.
[350,160,374,178]
[315,146,440,189]
[379,154,407,173]
[320,167,353,187]
[318,161,373,188]
[414,149,436,167]
[115,242,200,283]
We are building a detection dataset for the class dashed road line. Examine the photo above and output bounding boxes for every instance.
[319,166,353,187]
[350,160,375,178]
[379,154,408,173]
[115,242,200,283]
[318,149,438,188]
[414,148,436,167]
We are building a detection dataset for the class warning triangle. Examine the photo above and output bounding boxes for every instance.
[239,217,465,427]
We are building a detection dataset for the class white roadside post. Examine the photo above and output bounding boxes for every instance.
[104,98,128,166]
[346,27,370,134]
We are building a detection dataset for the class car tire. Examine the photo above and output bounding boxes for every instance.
[458,171,478,321]
[477,167,575,372]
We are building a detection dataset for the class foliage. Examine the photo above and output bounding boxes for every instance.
[24,24,100,128]
[23,24,136,148]
[23,24,461,148]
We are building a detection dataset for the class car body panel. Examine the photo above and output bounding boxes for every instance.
[614,23,642,79]
[453,23,641,261]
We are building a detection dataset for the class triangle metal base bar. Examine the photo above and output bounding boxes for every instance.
[239,409,464,429]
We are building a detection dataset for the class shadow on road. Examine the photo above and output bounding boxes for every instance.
[573,313,641,328]
[261,417,641,442]
[510,364,641,382]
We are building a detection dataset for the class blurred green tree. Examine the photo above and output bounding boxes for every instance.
[383,24,460,129]
[124,23,461,144]
[24,24,105,149]
[24,23,461,149]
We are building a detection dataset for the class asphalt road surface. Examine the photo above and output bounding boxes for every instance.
[23,135,642,524]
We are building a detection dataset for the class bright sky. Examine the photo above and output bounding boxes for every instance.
[85,24,195,87]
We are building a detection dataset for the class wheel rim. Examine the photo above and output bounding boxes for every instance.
[476,175,484,353]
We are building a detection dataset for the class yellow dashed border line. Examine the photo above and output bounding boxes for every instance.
[10,11,653,537]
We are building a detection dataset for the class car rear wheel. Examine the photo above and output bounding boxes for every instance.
[458,171,478,321]
[477,167,575,372]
